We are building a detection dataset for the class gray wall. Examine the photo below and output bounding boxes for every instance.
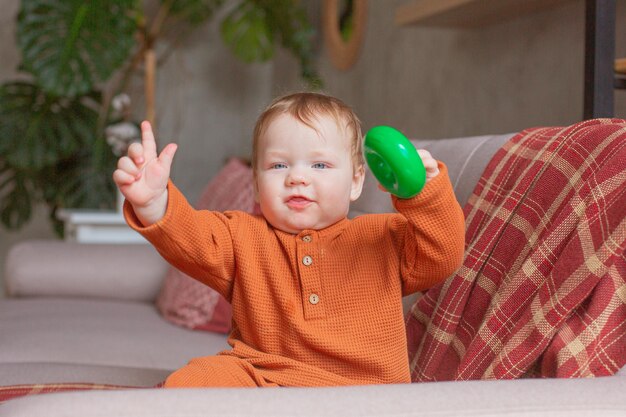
[1,0,625,294]
[275,0,626,136]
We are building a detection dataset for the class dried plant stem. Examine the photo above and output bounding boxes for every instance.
[144,48,157,125]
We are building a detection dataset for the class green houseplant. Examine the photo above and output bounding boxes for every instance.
[0,0,321,234]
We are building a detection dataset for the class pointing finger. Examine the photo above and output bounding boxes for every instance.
[141,121,158,160]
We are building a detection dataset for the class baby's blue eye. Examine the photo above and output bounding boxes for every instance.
[271,163,287,169]
[312,162,328,169]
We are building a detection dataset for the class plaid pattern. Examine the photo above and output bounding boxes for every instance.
[0,383,134,404]
[406,118,626,380]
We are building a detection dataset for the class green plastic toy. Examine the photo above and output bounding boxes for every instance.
[364,126,426,199]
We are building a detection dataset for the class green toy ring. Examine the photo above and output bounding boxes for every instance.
[364,126,426,199]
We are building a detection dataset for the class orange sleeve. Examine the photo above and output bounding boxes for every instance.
[124,181,237,300]
[389,162,466,295]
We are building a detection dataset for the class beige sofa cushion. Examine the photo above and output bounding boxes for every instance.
[0,298,229,385]
[5,241,168,302]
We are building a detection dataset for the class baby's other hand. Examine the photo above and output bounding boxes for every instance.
[376,149,440,193]
[112,121,177,224]
[418,149,439,182]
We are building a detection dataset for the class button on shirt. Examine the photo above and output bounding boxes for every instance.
[295,232,324,320]
[309,294,320,304]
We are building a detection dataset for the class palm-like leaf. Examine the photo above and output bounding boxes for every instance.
[0,162,32,230]
[0,81,114,231]
[259,0,321,87]
[50,137,117,210]
[221,0,321,88]
[17,0,139,97]
[221,1,274,62]
[0,81,99,170]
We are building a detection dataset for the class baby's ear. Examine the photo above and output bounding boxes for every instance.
[350,164,365,201]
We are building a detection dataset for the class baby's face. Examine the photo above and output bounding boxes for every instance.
[255,113,364,234]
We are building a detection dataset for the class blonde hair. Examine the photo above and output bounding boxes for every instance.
[252,92,364,173]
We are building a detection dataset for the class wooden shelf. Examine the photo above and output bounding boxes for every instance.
[395,0,574,27]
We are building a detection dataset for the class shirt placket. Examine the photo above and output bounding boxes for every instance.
[295,232,326,320]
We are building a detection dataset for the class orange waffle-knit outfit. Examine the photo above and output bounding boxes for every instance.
[125,163,465,387]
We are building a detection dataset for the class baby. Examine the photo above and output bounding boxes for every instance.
[113,92,465,387]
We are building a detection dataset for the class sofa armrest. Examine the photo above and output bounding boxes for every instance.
[2,376,625,417]
[4,240,168,302]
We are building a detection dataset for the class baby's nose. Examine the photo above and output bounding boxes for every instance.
[286,169,309,186]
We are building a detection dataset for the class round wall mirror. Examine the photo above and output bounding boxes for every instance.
[322,0,367,70]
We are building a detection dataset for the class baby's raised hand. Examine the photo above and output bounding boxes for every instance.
[417,149,439,182]
[376,149,440,193]
[112,121,177,225]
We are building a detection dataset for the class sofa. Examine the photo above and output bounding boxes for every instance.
[1,121,624,416]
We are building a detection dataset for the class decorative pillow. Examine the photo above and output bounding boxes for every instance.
[156,158,260,333]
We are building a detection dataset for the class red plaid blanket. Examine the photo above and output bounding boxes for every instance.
[407,118,626,380]
[0,381,163,404]
[0,383,135,404]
